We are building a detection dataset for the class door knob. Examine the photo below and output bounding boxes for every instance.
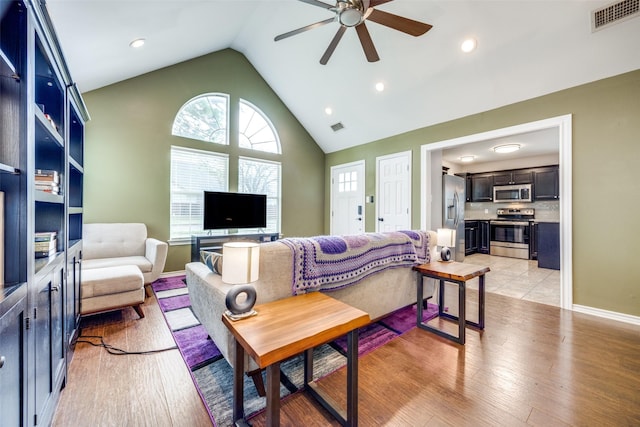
[378,218,384,221]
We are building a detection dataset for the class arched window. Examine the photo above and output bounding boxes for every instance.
[239,99,281,154]
[172,93,229,145]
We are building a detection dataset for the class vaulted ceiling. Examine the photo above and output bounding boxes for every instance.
[46,0,640,154]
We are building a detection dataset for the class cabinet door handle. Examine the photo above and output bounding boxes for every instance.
[0,356,5,368]
[378,217,384,222]
[51,286,60,292]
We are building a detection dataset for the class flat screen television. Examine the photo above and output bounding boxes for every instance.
[203,191,267,230]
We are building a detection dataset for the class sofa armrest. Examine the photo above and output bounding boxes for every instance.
[144,238,168,283]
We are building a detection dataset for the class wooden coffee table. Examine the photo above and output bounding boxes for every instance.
[413,261,490,345]
[222,292,370,427]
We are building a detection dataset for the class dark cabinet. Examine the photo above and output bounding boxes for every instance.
[538,222,560,270]
[530,222,538,259]
[465,221,478,255]
[470,174,493,202]
[478,221,490,254]
[493,169,533,186]
[1,2,88,426]
[0,286,28,427]
[533,166,559,200]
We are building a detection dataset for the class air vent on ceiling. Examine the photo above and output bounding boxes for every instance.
[330,122,345,132]
[591,0,639,32]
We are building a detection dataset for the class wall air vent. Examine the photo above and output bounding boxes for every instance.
[591,0,639,32]
[330,122,345,132]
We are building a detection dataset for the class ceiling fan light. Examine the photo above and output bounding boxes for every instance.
[339,8,363,27]
[493,144,521,154]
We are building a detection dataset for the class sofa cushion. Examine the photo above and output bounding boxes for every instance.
[83,223,147,260]
[82,265,144,298]
[200,250,223,275]
[82,256,153,273]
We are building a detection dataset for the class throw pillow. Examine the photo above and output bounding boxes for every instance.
[201,250,223,275]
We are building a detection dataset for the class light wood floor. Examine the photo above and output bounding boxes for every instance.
[53,287,640,426]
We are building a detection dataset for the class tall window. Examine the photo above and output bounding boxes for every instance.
[172,93,229,145]
[239,157,281,233]
[239,99,281,154]
[170,146,228,240]
[171,94,281,240]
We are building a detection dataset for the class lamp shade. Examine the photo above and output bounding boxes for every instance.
[221,242,260,284]
[437,228,456,248]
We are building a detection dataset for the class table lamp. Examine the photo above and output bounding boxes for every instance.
[437,228,456,262]
[222,242,260,320]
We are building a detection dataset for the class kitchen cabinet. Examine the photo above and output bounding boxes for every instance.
[465,221,478,255]
[533,166,559,200]
[469,174,493,202]
[493,169,533,186]
[478,221,490,254]
[529,222,538,259]
[537,222,560,270]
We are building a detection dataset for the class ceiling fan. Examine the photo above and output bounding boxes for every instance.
[274,0,432,65]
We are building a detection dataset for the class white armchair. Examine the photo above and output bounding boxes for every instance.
[82,223,168,285]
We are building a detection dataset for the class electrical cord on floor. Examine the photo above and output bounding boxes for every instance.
[76,335,178,356]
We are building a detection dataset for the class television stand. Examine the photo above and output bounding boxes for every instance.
[191,232,280,262]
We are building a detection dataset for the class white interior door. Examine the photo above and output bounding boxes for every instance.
[330,161,365,236]
[376,151,411,232]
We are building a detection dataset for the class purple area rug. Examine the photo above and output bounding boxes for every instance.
[151,275,439,426]
[152,275,438,371]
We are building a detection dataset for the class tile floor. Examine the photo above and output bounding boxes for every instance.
[463,253,561,307]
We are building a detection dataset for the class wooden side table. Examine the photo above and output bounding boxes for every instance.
[413,262,490,345]
[222,292,370,427]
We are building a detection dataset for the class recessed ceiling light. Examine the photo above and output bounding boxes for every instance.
[461,38,477,53]
[375,82,385,92]
[325,107,333,115]
[129,38,146,48]
[460,155,475,162]
[493,144,521,154]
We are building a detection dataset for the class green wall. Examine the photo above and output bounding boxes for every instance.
[82,49,325,272]
[326,69,640,317]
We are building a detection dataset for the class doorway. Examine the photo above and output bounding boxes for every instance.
[420,115,573,310]
[376,151,411,232]
[330,160,365,236]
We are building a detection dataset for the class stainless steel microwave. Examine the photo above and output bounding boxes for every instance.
[493,184,532,203]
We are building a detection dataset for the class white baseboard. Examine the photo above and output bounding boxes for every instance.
[160,270,186,278]
[573,304,640,326]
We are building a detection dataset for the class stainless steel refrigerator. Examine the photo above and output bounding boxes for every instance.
[442,174,465,262]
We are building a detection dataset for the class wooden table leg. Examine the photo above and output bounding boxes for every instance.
[266,362,281,427]
[346,329,359,427]
[232,338,245,424]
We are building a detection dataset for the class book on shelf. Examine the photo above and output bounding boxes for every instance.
[35,231,57,242]
[34,240,56,252]
[35,247,56,259]
[34,170,61,195]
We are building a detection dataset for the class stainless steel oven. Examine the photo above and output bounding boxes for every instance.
[490,208,534,259]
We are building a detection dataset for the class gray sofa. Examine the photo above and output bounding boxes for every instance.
[185,230,437,390]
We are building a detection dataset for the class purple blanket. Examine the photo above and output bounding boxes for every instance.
[280,230,431,295]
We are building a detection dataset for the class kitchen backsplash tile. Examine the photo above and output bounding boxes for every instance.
[465,200,560,221]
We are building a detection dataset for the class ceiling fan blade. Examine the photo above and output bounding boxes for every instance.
[274,18,335,42]
[355,23,380,62]
[367,8,433,36]
[297,0,334,10]
[320,26,347,65]
[369,0,394,7]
